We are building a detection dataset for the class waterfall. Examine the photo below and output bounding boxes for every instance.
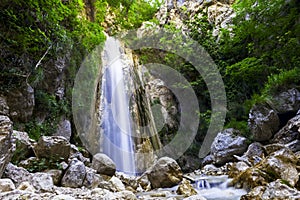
[99,36,161,175]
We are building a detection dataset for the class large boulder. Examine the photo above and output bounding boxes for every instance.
[34,136,71,161]
[31,172,54,192]
[61,159,86,188]
[91,153,116,176]
[3,163,32,186]
[211,128,248,165]
[11,131,35,163]
[272,114,300,144]
[248,104,280,142]
[272,88,300,114]
[147,157,182,188]
[0,116,14,177]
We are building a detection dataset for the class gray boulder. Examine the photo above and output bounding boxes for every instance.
[54,119,72,141]
[31,172,54,192]
[3,163,32,186]
[272,88,300,114]
[91,153,116,176]
[248,105,280,142]
[147,157,182,188]
[211,128,248,165]
[11,131,35,163]
[0,116,14,177]
[61,159,86,188]
[34,136,71,161]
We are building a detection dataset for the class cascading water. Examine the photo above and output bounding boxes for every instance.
[99,36,161,175]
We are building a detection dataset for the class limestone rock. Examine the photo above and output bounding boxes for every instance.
[31,172,54,192]
[54,119,72,141]
[147,157,183,188]
[11,130,35,163]
[0,178,15,192]
[6,84,34,122]
[272,114,300,144]
[45,169,63,185]
[183,194,207,200]
[228,161,250,178]
[61,159,86,188]
[241,180,300,200]
[109,176,126,192]
[176,178,198,197]
[259,148,298,187]
[17,181,35,192]
[34,136,71,161]
[0,115,14,178]
[3,163,32,186]
[248,105,280,142]
[241,142,265,166]
[91,153,116,176]
[83,167,103,189]
[52,194,76,200]
[211,128,248,165]
[272,88,300,114]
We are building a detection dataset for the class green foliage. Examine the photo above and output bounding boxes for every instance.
[23,157,64,173]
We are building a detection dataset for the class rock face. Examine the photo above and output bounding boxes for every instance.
[248,104,280,142]
[0,115,14,178]
[6,84,34,122]
[91,153,116,176]
[54,119,72,141]
[147,157,182,188]
[0,96,9,116]
[211,128,248,165]
[34,136,71,161]
[61,159,86,188]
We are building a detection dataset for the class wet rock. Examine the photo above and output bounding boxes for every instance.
[0,178,15,192]
[241,180,300,200]
[61,159,86,188]
[34,136,71,161]
[11,131,35,163]
[176,178,198,197]
[211,128,248,165]
[31,172,54,192]
[54,119,72,141]
[228,161,250,178]
[0,116,14,178]
[6,84,34,122]
[91,153,116,176]
[248,105,280,142]
[3,163,32,186]
[83,167,102,189]
[259,148,298,186]
[147,157,183,188]
[272,114,300,144]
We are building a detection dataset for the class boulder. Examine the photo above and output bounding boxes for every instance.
[211,128,248,165]
[272,114,300,144]
[54,119,72,141]
[61,159,86,188]
[259,148,298,187]
[34,136,71,161]
[248,105,280,142]
[147,157,183,188]
[31,172,54,192]
[109,176,126,192]
[228,161,250,178]
[11,130,35,163]
[176,178,198,197]
[83,167,103,189]
[241,142,265,165]
[3,163,32,186]
[91,153,116,176]
[45,169,63,185]
[241,180,300,200]
[0,115,14,178]
[272,88,300,114]
[0,178,15,192]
